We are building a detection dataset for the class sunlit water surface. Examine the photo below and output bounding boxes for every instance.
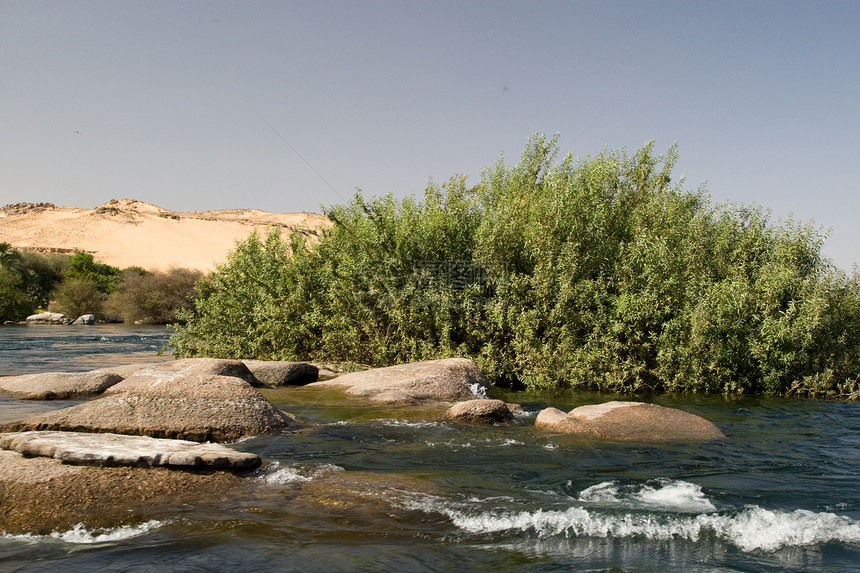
[2,325,860,571]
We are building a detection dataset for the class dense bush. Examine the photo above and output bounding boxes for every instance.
[50,278,105,320]
[106,267,203,324]
[0,243,69,321]
[65,252,120,294]
[171,135,860,398]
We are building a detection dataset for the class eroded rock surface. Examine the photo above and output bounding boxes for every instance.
[0,431,261,469]
[104,358,259,393]
[306,358,488,404]
[535,401,725,441]
[0,371,123,400]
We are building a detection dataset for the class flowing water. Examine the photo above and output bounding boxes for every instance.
[2,325,860,571]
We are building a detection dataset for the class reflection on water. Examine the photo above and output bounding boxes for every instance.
[3,326,860,571]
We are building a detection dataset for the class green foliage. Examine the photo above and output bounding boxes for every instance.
[0,266,37,321]
[171,134,860,399]
[66,252,120,294]
[106,267,203,324]
[50,278,105,320]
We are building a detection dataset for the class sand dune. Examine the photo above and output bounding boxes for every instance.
[0,199,328,271]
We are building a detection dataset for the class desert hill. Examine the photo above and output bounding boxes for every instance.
[0,199,329,271]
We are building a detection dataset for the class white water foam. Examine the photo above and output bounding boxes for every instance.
[400,480,860,553]
[259,461,345,484]
[578,479,716,513]
[468,383,488,399]
[2,520,164,544]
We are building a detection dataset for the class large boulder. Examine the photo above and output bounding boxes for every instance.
[0,431,260,470]
[534,401,725,441]
[72,314,96,325]
[306,358,489,404]
[103,358,259,394]
[444,399,514,424]
[1,373,296,442]
[242,360,319,387]
[0,370,123,399]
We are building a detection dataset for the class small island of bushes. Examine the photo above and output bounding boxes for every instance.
[168,135,860,400]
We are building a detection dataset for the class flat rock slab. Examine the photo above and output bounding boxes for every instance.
[444,399,514,424]
[242,360,319,387]
[535,401,725,441]
[2,373,296,442]
[307,358,489,404]
[0,371,123,399]
[0,431,261,469]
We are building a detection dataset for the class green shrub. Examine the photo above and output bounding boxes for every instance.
[50,278,105,320]
[106,267,203,324]
[171,135,860,398]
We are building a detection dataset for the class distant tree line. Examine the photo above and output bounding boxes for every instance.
[0,244,200,324]
[171,135,860,399]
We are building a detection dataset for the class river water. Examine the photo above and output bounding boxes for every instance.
[2,325,860,571]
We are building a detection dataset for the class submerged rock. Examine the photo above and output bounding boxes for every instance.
[0,431,260,469]
[0,370,123,400]
[535,401,725,441]
[444,399,514,424]
[2,373,296,442]
[306,358,489,404]
[242,360,319,387]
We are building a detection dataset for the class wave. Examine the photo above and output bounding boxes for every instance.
[257,461,345,484]
[2,520,164,544]
[400,480,860,553]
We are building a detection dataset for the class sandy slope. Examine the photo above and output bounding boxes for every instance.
[0,199,328,271]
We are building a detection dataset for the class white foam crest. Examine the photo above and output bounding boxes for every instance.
[468,383,488,398]
[259,461,344,484]
[577,480,716,513]
[402,490,860,553]
[705,507,860,552]
[3,520,164,544]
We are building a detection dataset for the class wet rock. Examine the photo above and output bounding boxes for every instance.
[0,449,245,535]
[2,373,296,442]
[535,401,725,441]
[0,431,261,470]
[307,358,489,404]
[444,399,514,424]
[0,370,123,399]
[242,360,319,387]
[72,314,96,325]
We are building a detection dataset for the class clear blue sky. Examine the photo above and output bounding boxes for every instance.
[2,1,858,269]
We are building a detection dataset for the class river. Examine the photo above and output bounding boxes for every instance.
[2,325,860,571]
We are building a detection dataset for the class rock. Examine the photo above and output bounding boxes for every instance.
[242,360,319,387]
[2,373,296,442]
[101,362,164,379]
[72,314,96,325]
[0,431,261,470]
[307,358,489,404]
[0,370,123,399]
[0,449,245,535]
[25,312,70,324]
[103,358,259,394]
[534,401,725,441]
[444,399,514,424]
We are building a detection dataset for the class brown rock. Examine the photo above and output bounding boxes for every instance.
[2,373,295,442]
[306,358,489,404]
[103,357,259,394]
[535,401,725,441]
[242,360,319,387]
[0,370,123,400]
[444,399,514,424]
[0,449,245,535]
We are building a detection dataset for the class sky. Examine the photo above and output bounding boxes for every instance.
[2,0,859,270]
